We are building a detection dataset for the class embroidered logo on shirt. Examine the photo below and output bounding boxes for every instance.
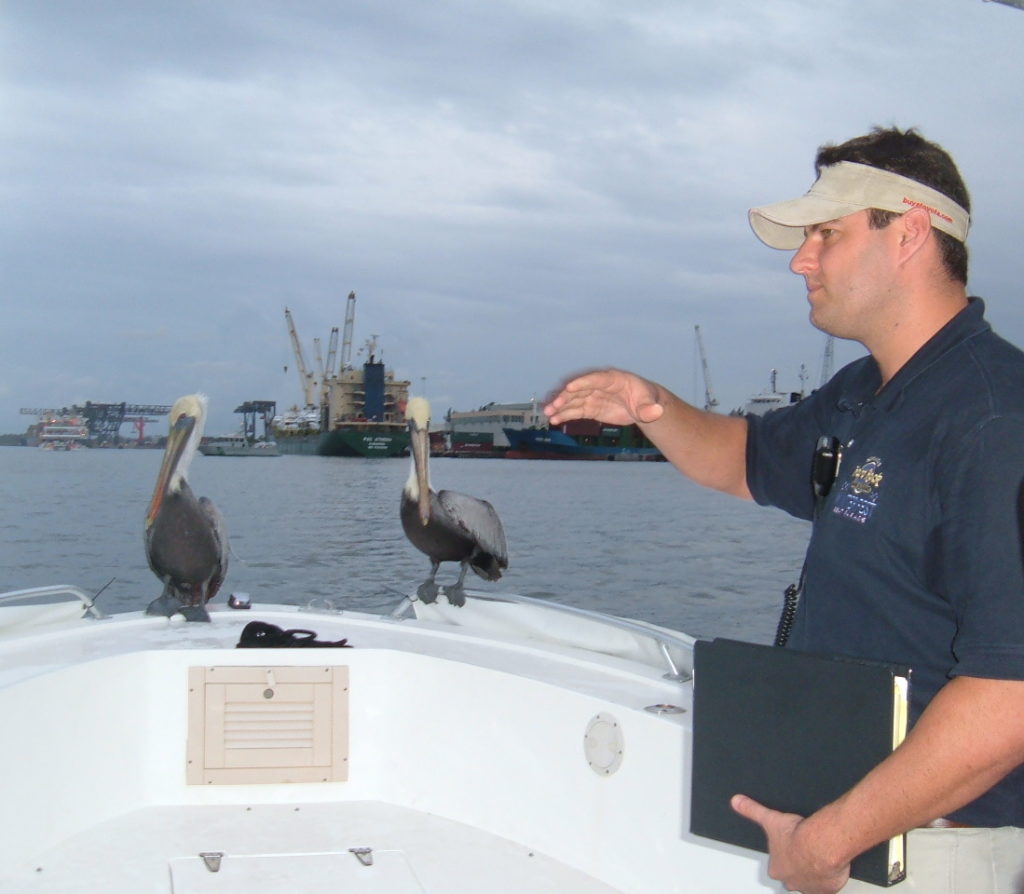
[832,456,883,524]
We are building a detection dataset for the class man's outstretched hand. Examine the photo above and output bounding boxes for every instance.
[545,368,664,427]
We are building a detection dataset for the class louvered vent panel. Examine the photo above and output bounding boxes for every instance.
[223,701,315,749]
[187,666,349,785]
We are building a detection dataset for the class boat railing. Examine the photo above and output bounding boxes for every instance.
[392,589,694,682]
[0,585,107,619]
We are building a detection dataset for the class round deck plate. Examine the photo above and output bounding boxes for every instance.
[583,712,624,776]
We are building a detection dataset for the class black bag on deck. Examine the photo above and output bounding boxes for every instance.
[236,620,351,649]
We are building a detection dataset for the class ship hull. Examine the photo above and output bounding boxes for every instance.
[320,426,410,457]
[275,426,409,458]
[198,439,280,457]
[502,428,661,461]
[273,434,320,455]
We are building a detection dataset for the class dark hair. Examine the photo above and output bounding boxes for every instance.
[815,127,970,284]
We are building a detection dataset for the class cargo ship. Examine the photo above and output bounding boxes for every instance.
[273,352,410,458]
[444,401,544,457]
[275,412,410,459]
[503,420,662,461]
[275,299,412,458]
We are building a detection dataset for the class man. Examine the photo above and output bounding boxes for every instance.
[545,127,1024,894]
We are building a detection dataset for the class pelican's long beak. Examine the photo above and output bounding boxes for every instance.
[408,417,431,526]
[146,413,196,528]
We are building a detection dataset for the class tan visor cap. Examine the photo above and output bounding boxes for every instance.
[749,161,970,249]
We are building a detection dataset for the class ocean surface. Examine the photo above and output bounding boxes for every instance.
[0,446,813,643]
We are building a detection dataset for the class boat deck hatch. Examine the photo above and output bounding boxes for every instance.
[169,849,425,893]
[186,665,349,785]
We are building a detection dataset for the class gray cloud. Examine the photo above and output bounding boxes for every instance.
[3,0,1023,434]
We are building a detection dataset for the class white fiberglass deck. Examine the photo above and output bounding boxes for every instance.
[18,802,620,893]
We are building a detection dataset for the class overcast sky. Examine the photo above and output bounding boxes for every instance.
[3,0,1023,436]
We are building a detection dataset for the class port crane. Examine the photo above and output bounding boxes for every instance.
[340,291,356,372]
[20,403,170,443]
[284,307,318,408]
[321,327,340,403]
[312,329,340,403]
[313,337,324,379]
[125,416,161,444]
[694,325,719,412]
[819,335,835,388]
[283,294,356,412]
[234,401,278,442]
[324,327,340,380]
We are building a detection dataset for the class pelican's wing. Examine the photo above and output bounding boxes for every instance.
[437,490,508,562]
[198,496,229,599]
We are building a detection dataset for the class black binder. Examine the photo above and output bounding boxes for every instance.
[690,638,910,887]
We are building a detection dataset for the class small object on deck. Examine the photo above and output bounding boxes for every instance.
[199,852,224,873]
[235,620,351,648]
[349,847,374,867]
[227,592,251,609]
[644,704,686,715]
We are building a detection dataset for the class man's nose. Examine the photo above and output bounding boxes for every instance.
[789,237,817,276]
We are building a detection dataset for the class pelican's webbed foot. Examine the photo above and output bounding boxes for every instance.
[145,591,182,618]
[416,580,442,604]
[180,603,212,622]
[146,589,211,622]
[443,562,470,607]
[443,584,467,608]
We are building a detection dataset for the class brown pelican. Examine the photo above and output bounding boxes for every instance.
[144,394,228,622]
[401,397,508,606]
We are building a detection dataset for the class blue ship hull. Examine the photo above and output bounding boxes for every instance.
[502,428,662,461]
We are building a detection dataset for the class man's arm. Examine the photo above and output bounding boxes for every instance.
[733,675,1024,894]
[544,368,752,499]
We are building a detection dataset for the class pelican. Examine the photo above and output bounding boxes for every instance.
[144,394,228,622]
[401,397,508,606]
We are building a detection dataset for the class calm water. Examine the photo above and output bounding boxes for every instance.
[0,446,812,643]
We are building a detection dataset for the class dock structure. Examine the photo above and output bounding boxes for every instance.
[20,402,172,444]
[234,400,277,442]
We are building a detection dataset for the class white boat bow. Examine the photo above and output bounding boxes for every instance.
[0,586,774,893]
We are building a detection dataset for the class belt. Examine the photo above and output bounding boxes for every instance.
[922,818,974,829]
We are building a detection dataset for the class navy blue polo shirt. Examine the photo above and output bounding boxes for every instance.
[746,299,1024,827]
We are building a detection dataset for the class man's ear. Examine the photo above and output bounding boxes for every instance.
[896,205,933,257]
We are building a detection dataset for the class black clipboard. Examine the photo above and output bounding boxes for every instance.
[690,638,910,887]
